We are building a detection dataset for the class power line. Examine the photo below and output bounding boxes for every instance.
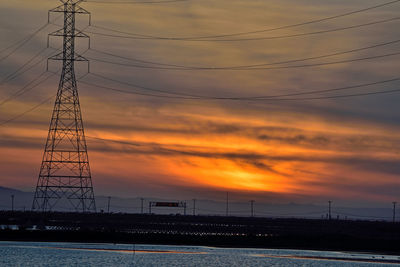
[81,80,196,99]
[87,16,400,42]
[88,72,400,99]
[0,71,56,107]
[88,72,205,97]
[334,211,391,219]
[0,95,54,127]
[87,50,400,70]
[84,135,142,147]
[195,207,326,217]
[0,47,52,86]
[85,0,189,4]
[88,0,400,39]
[0,22,48,54]
[0,22,49,63]
[194,17,400,42]
[255,210,326,216]
[81,78,400,101]
[252,78,400,99]
[0,47,87,106]
[0,72,86,127]
[89,38,400,70]
[279,88,400,100]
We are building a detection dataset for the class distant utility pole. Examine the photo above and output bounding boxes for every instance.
[393,202,397,223]
[250,200,255,217]
[193,199,196,216]
[11,195,14,212]
[226,192,229,216]
[328,201,332,220]
[107,196,111,213]
[140,198,144,214]
[183,202,187,216]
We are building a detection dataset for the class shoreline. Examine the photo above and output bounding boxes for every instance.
[1,239,400,264]
[1,229,400,256]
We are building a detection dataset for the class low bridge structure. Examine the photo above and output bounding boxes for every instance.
[0,211,399,253]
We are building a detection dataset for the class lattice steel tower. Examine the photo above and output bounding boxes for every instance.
[32,0,96,212]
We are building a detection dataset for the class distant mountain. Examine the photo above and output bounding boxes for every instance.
[0,186,25,194]
[0,186,32,211]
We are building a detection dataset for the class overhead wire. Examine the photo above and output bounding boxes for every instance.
[80,78,400,101]
[89,38,400,70]
[88,72,400,99]
[88,72,205,97]
[85,0,189,4]
[80,80,197,99]
[0,13,63,72]
[0,22,50,62]
[2,6,398,112]
[87,16,400,42]
[0,71,57,107]
[334,211,391,219]
[250,88,400,100]
[87,0,400,39]
[195,207,326,217]
[0,95,55,127]
[0,45,87,107]
[0,72,87,127]
[87,50,400,70]
[2,5,399,113]
[0,73,400,126]
[84,135,142,147]
[255,210,326,216]
[0,47,54,86]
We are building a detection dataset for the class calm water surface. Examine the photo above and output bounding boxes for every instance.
[1,241,399,266]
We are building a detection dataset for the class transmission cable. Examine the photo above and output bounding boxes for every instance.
[0,14,63,63]
[0,22,50,63]
[80,80,197,99]
[255,210,326,216]
[0,47,88,106]
[335,211,391,219]
[87,0,400,40]
[0,95,55,127]
[88,72,400,99]
[0,22,48,54]
[0,71,57,107]
[87,50,400,70]
[85,0,189,4]
[89,38,400,70]
[0,73,88,127]
[86,135,142,147]
[88,16,400,42]
[81,79,400,101]
[0,47,53,86]
[88,72,205,97]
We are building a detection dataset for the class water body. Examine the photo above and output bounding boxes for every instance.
[1,241,399,266]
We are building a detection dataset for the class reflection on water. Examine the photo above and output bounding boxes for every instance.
[46,246,206,254]
[1,241,399,266]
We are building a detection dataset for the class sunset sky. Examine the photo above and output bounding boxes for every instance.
[1,0,400,206]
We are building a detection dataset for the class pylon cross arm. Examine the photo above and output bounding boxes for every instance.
[49,29,89,39]
[49,52,88,62]
[50,3,90,14]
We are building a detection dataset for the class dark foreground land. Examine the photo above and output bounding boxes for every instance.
[0,211,399,254]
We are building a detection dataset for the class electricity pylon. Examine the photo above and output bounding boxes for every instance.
[32,0,96,212]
